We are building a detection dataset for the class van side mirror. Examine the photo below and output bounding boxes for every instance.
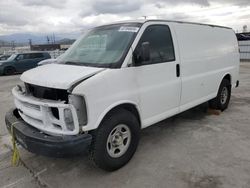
[141,42,150,62]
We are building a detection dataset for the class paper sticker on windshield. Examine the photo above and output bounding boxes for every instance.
[119,27,139,33]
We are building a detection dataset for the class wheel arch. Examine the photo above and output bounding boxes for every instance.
[222,73,231,85]
[94,101,142,130]
[213,73,232,99]
[209,73,232,110]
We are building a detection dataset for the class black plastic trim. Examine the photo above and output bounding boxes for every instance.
[5,108,92,157]
[176,64,180,77]
[236,80,239,88]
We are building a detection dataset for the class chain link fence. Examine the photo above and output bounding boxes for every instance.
[239,41,250,61]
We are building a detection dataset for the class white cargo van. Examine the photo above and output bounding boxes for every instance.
[6,20,240,171]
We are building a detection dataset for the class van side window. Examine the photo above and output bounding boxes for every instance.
[134,25,175,65]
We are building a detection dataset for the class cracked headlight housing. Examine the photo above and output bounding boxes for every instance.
[68,94,87,126]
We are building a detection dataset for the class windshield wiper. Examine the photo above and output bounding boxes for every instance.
[63,61,93,67]
[64,61,82,65]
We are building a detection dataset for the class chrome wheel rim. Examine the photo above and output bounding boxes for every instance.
[106,124,131,158]
[220,87,228,105]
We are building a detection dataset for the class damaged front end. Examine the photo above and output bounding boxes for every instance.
[13,84,87,136]
[5,84,91,157]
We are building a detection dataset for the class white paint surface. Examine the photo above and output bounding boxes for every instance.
[21,64,105,89]
[13,20,240,135]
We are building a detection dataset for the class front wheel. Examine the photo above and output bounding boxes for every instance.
[90,108,140,171]
[3,66,15,75]
[209,79,231,111]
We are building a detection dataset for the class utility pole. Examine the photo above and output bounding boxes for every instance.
[53,33,56,44]
[28,39,32,46]
[11,41,15,50]
[243,25,248,33]
[50,35,53,44]
[46,36,50,44]
[28,39,32,50]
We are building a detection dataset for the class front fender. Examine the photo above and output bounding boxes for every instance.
[82,100,141,131]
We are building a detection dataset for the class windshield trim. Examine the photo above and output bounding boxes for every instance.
[58,22,143,69]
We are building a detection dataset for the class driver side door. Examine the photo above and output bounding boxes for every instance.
[133,24,181,128]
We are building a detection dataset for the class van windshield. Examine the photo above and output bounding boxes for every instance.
[58,23,141,68]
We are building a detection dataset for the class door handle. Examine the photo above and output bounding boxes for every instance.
[176,64,180,77]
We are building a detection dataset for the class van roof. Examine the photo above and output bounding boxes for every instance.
[105,19,232,30]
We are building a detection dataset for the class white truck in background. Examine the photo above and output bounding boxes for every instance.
[5,19,239,171]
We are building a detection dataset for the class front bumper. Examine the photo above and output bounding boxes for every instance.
[5,108,92,157]
[12,86,80,135]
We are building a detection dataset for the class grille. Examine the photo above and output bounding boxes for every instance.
[25,83,68,102]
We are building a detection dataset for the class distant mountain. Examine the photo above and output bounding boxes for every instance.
[56,32,81,40]
[0,32,81,45]
[0,33,54,44]
[57,38,76,45]
[0,39,11,45]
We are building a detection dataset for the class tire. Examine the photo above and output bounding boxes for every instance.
[90,108,140,171]
[3,66,15,75]
[209,79,231,111]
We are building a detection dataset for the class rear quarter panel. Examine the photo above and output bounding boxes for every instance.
[173,23,239,111]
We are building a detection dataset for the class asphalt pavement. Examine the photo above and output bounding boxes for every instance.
[0,63,250,188]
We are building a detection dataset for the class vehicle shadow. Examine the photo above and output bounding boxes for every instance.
[17,102,211,179]
[0,72,21,77]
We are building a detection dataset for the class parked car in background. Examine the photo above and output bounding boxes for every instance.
[0,54,11,61]
[38,58,57,66]
[236,33,250,41]
[0,52,51,75]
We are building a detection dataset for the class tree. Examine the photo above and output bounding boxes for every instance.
[243,25,248,33]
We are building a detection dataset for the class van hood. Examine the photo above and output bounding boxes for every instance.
[21,64,105,89]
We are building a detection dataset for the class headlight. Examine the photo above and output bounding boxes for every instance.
[68,94,87,126]
[0,62,3,66]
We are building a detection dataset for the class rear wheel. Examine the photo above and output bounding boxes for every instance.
[209,79,231,111]
[4,66,15,75]
[90,108,140,171]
